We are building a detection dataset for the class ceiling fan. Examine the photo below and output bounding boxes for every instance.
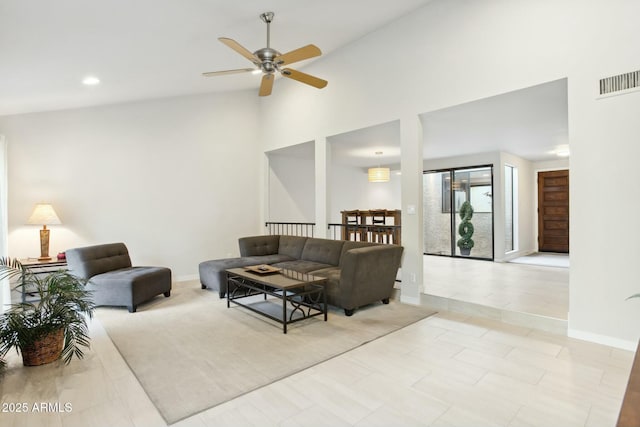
[202,12,328,96]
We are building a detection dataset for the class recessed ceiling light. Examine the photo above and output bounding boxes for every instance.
[556,149,570,157]
[82,76,100,86]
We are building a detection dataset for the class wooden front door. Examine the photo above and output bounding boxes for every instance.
[538,170,569,253]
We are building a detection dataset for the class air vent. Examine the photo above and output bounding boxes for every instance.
[599,70,640,95]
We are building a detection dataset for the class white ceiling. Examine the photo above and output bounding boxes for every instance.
[328,79,569,167]
[0,0,433,116]
[3,2,569,165]
[422,78,569,162]
[329,121,402,168]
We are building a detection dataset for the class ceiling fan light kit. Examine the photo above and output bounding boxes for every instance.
[202,12,328,97]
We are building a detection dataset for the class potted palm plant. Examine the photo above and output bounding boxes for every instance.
[457,201,475,256]
[0,258,94,367]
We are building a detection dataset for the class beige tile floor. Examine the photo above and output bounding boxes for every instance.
[423,255,569,320]
[0,279,631,427]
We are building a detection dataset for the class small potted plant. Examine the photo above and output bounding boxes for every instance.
[0,258,94,367]
[457,201,475,256]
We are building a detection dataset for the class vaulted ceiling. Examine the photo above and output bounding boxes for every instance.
[0,0,432,116]
[2,1,568,165]
[328,79,569,166]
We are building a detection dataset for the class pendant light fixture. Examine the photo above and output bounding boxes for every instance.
[368,151,390,183]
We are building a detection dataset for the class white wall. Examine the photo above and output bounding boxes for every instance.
[0,91,262,280]
[267,154,402,228]
[268,151,315,222]
[258,0,640,347]
[329,164,401,224]
[569,76,640,348]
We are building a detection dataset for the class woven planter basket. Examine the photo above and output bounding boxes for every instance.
[20,329,64,366]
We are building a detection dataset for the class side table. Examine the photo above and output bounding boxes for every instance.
[18,258,68,303]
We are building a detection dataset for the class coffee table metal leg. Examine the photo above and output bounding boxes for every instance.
[283,290,287,334]
[324,287,327,321]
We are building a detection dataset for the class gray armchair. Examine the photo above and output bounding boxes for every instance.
[66,242,172,313]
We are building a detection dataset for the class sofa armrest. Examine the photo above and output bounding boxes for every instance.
[238,235,281,257]
[339,245,404,309]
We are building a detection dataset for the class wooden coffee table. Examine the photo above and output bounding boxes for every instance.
[225,267,327,333]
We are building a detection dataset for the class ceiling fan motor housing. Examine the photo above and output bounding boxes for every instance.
[255,47,280,73]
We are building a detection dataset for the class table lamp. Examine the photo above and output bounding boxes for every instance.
[27,203,61,261]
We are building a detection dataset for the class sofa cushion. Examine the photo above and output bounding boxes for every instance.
[66,242,132,280]
[278,235,307,259]
[272,260,334,274]
[300,238,344,266]
[89,267,169,288]
[85,266,171,310]
[239,235,280,257]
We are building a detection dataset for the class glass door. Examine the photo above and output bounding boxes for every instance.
[423,171,452,255]
[453,167,493,259]
[424,165,494,260]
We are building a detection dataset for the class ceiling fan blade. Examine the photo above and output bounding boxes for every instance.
[281,68,328,89]
[218,37,260,65]
[259,74,274,97]
[274,44,322,66]
[202,68,255,77]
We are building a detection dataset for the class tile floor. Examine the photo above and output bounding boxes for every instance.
[509,253,569,269]
[423,255,569,320]
[0,278,631,427]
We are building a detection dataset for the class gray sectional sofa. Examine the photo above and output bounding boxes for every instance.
[199,235,403,316]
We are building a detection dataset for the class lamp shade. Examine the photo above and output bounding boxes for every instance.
[27,204,61,225]
[368,167,390,183]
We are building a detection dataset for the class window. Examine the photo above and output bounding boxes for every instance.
[0,135,9,311]
[504,164,518,253]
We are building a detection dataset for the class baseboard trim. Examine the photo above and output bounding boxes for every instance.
[400,295,421,305]
[567,328,638,351]
[175,274,199,283]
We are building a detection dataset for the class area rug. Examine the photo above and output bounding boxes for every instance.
[96,282,436,424]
